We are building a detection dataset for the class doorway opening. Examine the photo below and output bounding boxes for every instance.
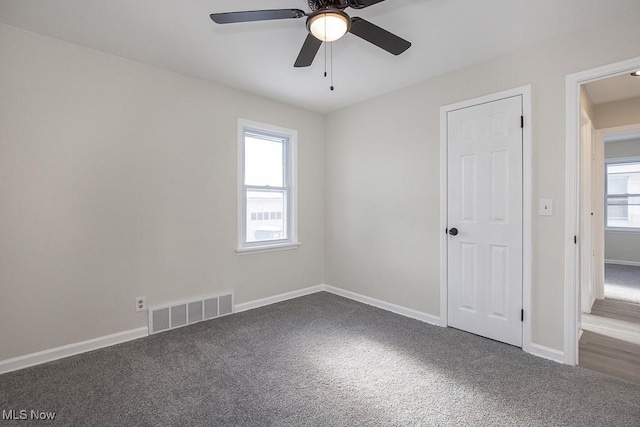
[566,57,640,384]
[605,263,640,304]
[601,126,640,306]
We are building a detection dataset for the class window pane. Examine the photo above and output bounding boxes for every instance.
[607,202,628,220]
[607,174,629,195]
[244,135,284,187]
[607,205,640,228]
[245,190,286,243]
[607,162,640,195]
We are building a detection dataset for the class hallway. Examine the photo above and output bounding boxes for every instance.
[580,299,640,384]
[605,263,640,305]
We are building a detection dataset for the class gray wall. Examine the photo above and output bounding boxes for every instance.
[0,24,326,361]
[325,10,640,351]
[2,7,640,362]
[605,138,640,159]
[594,97,640,129]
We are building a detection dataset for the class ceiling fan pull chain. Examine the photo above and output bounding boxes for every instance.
[324,14,328,77]
[330,42,334,91]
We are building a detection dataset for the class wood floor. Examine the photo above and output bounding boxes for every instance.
[579,299,640,385]
[591,298,640,324]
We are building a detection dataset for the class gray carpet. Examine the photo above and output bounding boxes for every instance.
[605,263,640,304]
[1,292,639,426]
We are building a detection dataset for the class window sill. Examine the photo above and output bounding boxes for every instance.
[605,228,640,234]
[235,242,301,255]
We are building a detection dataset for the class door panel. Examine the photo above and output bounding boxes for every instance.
[461,154,477,221]
[489,244,509,319]
[491,150,509,221]
[447,96,523,347]
[460,242,477,311]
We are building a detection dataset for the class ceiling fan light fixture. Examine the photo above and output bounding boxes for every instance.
[308,10,350,42]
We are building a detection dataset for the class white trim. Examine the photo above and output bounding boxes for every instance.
[439,85,533,351]
[0,283,566,375]
[234,285,325,313]
[522,87,533,356]
[564,55,640,366]
[235,284,442,326]
[235,241,302,255]
[527,343,565,364]
[324,285,442,326]
[0,327,149,375]
[605,259,640,267]
[439,106,449,327]
[594,127,606,302]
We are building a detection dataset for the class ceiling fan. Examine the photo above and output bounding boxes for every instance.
[210,0,411,68]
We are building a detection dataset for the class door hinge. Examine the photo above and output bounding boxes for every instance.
[574,235,577,244]
[520,115,524,128]
[521,309,524,322]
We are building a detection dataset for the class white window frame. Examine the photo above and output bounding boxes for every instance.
[236,119,300,254]
[604,156,640,234]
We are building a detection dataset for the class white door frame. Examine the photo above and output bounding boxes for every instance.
[440,85,533,351]
[564,56,640,365]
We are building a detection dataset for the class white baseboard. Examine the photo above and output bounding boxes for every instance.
[324,285,442,326]
[605,259,640,267]
[0,283,562,374]
[235,283,442,327]
[0,326,149,375]
[526,343,565,364]
[0,285,326,375]
[234,285,325,313]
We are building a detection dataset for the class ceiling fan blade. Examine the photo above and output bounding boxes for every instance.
[294,34,323,68]
[210,9,306,24]
[347,0,387,9]
[349,17,411,55]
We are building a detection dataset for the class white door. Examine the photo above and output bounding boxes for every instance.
[447,95,523,347]
[580,112,594,314]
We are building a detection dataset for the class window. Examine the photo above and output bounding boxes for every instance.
[237,119,299,253]
[605,159,640,230]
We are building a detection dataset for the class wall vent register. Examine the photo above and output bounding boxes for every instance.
[149,292,234,335]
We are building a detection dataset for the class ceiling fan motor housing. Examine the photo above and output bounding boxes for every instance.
[210,0,410,68]
[308,0,349,12]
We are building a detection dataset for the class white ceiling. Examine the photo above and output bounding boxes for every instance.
[584,73,640,106]
[1,0,639,113]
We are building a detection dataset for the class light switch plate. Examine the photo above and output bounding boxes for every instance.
[539,199,553,216]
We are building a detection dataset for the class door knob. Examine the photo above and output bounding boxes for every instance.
[448,228,458,236]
